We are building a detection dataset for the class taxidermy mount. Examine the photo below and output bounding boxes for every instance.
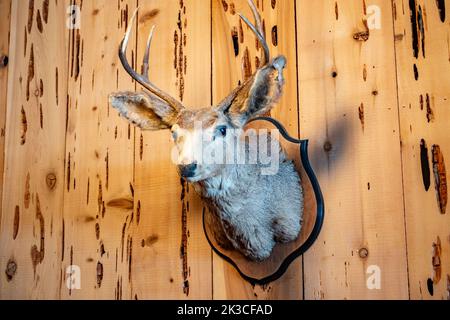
[110,0,303,261]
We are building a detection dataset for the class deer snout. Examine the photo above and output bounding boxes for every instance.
[179,162,198,178]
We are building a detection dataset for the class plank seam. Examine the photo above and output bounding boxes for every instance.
[293,0,305,301]
[390,0,411,300]
[210,0,214,300]
[0,0,12,234]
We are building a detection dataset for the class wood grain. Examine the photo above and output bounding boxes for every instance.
[212,0,302,300]
[0,0,449,300]
[297,0,409,299]
[393,0,450,300]
[0,0,68,299]
[130,0,212,299]
[61,0,137,299]
[0,0,11,229]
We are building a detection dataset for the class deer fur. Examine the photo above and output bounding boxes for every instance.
[197,138,303,261]
[110,1,303,261]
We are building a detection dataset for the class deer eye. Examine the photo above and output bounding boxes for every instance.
[216,126,227,137]
[171,130,178,141]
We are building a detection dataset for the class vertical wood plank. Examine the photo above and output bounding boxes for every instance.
[393,0,450,300]
[62,0,137,299]
[0,0,68,299]
[212,0,302,299]
[130,0,212,299]
[297,0,409,299]
[0,0,12,227]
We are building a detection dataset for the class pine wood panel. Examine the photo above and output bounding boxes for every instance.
[61,0,139,299]
[0,0,11,226]
[1,0,450,300]
[130,0,212,299]
[0,0,68,299]
[297,0,409,299]
[393,0,450,300]
[212,0,302,299]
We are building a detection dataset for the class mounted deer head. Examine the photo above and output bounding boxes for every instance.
[110,0,302,262]
[110,0,286,181]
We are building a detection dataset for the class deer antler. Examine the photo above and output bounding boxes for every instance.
[216,0,274,113]
[119,8,184,112]
[238,0,270,65]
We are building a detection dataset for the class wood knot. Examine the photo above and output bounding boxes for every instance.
[353,31,370,41]
[431,145,447,214]
[139,9,160,23]
[5,259,17,281]
[331,71,338,78]
[142,235,159,247]
[46,173,57,190]
[358,247,369,259]
[96,261,103,287]
[271,26,278,46]
[323,141,333,152]
[427,278,434,296]
[107,198,134,210]
[0,55,8,68]
[432,237,442,284]
[372,90,379,96]
[394,34,404,41]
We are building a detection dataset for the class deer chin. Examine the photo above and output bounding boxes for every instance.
[183,172,213,183]
[181,169,221,183]
[183,175,201,183]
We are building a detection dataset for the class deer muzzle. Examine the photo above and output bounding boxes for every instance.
[179,162,198,178]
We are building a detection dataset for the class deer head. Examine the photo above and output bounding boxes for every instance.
[110,0,286,182]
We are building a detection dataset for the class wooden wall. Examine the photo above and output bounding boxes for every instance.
[0,0,449,300]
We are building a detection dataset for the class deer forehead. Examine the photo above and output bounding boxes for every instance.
[175,109,221,131]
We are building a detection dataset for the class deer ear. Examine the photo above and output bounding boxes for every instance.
[109,91,181,130]
[224,56,286,126]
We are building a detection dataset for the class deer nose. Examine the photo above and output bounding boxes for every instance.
[179,162,197,178]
